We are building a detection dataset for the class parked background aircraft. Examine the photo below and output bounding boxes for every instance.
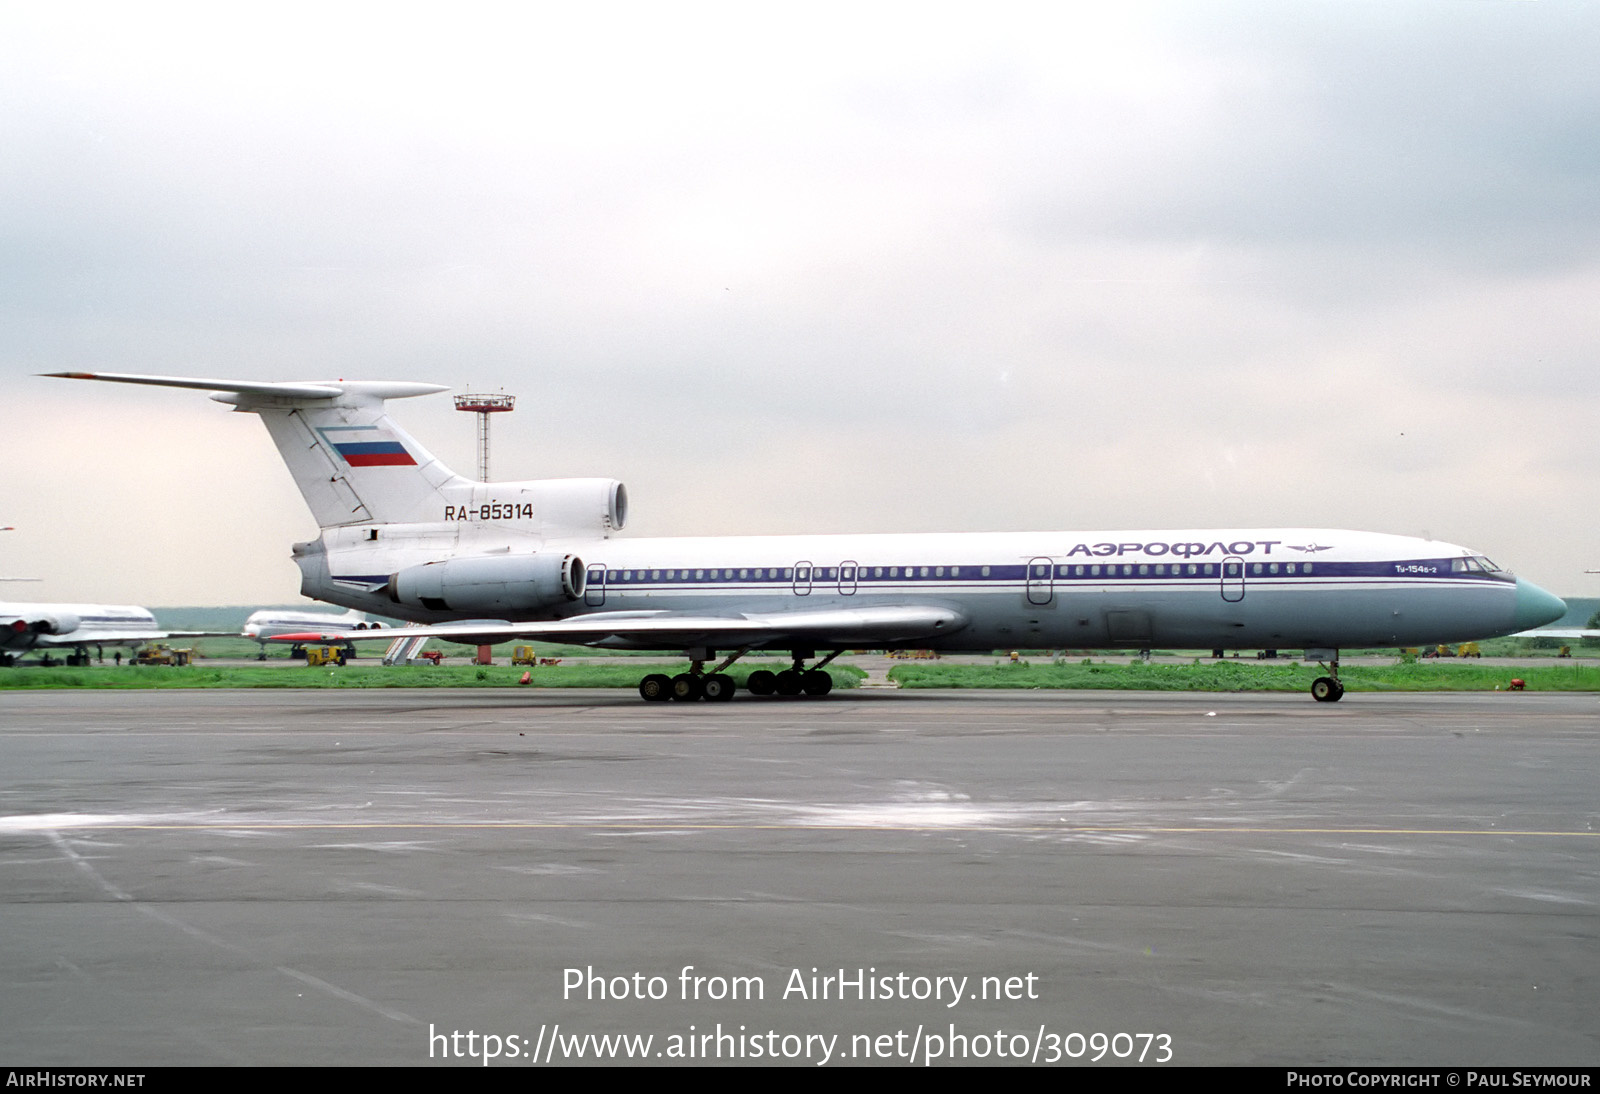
[242,607,378,659]
[1513,626,1600,642]
[1,526,40,584]
[1,601,190,665]
[48,371,1568,701]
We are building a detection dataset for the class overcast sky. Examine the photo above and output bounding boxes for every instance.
[3,1,1597,605]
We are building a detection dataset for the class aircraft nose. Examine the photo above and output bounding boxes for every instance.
[1513,578,1567,631]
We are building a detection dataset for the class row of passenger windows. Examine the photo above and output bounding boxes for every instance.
[1049,563,1315,577]
[600,562,1317,582]
[604,566,988,582]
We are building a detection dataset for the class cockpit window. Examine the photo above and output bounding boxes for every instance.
[1452,556,1505,574]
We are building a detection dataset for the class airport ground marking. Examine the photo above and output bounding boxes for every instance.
[40,821,1600,838]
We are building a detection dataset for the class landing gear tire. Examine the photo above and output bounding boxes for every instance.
[774,669,803,696]
[639,673,672,702]
[1311,676,1345,702]
[746,669,777,696]
[802,670,833,696]
[702,673,736,702]
[670,673,704,701]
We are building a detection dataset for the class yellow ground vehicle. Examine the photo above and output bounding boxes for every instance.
[133,644,191,666]
[511,647,563,666]
[306,646,346,666]
[1457,643,1482,658]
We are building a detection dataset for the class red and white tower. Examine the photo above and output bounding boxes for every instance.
[452,392,516,482]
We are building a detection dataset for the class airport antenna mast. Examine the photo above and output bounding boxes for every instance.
[453,391,516,482]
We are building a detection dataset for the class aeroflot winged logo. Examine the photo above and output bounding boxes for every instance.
[316,425,416,467]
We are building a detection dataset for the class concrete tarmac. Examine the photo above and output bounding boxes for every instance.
[1,687,1597,1066]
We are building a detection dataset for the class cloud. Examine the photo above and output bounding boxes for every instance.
[2,2,1596,601]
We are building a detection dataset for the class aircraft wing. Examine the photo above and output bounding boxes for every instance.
[1512,628,1599,640]
[30,630,165,647]
[30,628,235,647]
[272,604,968,649]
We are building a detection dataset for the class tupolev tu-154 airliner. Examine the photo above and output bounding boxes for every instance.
[1,601,177,666]
[242,606,378,659]
[48,371,1567,702]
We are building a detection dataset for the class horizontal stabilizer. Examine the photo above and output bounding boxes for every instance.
[47,371,462,527]
[43,372,448,403]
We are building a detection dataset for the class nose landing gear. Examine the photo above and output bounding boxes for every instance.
[1310,651,1344,702]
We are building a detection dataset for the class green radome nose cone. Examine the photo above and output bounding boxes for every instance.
[1513,579,1567,631]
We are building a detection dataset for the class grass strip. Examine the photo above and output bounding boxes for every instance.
[0,663,866,691]
[887,659,1600,693]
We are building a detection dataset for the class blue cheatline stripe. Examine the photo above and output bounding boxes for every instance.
[334,559,1503,589]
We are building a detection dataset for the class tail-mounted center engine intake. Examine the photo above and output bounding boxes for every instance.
[522,479,628,537]
[7,612,80,636]
[386,553,585,615]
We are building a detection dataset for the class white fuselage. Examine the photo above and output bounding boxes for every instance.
[297,527,1541,652]
[0,602,162,653]
[242,608,366,642]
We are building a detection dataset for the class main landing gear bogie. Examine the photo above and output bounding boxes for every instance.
[638,650,840,703]
[754,668,832,697]
[638,671,736,703]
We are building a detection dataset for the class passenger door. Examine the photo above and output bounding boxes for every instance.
[1220,557,1245,602]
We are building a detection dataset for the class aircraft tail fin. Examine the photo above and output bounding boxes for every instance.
[46,372,467,527]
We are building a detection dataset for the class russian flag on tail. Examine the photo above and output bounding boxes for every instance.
[316,426,417,467]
